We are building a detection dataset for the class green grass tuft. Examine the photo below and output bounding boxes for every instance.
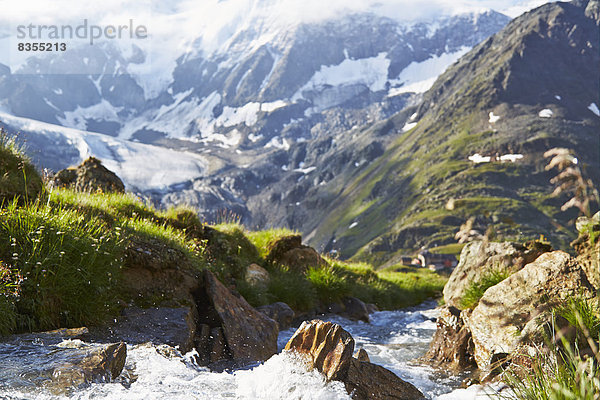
[246,227,297,258]
[460,269,510,309]
[557,296,600,340]
[503,305,600,400]
[266,266,316,311]
[307,265,351,304]
[0,199,124,332]
[0,131,44,205]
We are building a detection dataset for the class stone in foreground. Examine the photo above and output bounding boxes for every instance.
[50,342,127,392]
[443,240,551,308]
[53,157,125,193]
[257,302,295,330]
[422,305,476,372]
[467,251,595,371]
[285,319,425,399]
[204,270,279,363]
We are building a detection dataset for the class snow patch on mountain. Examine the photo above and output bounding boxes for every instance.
[58,100,123,132]
[265,136,290,150]
[0,111,207,191]
[294,52,391,99]
[588,103,600,117]
[389,46,470,95]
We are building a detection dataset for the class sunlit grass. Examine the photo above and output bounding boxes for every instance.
[502,298,600,400]
[460,269,510,310]
[0,199,124,332]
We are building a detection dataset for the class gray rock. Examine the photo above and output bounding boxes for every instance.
[466,251,595,371]
[245,263,270,290]
[422,306,476,372]
[365,303,380,314]
[342,297,370,323]
[443,240,551,308]
[203,270,279,363]
[257,302,295,330]
[50,342,127,392]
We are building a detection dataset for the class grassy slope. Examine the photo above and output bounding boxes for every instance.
[306,2,599,265]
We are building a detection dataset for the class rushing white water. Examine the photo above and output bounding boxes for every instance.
[0,301,507,399]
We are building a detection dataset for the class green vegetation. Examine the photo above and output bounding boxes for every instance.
[0,131,43,204]
[459,269,511,309]
[503,299,600,400]
[429,243,466,256]
[0,140,448,335]
[0,199,124,332]
[557,296,600,340]
[246,227,297,258]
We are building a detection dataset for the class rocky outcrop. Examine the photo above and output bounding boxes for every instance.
[443,240,552,308]
[285,320,425,399]
[53,157,125,193]
[257,302,295,330]
[202,270,278,363]
[122,237,202,307]
[50,342,127,391]
[466,251,596,371]
[266,235,328,273]
[422,306,476,373]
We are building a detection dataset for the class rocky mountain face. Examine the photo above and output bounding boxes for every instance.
[298,0,600,264]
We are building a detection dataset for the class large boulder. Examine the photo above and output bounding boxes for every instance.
[285,320,425,399]
[202,270,278,363]
[443,240,552,308]
[257,302,295,330]
[422,306,476,373]
[466,251,596,371]
[344,358,426,400]
[122,237,202,307]
[53,157,125,193]
[266,235,328,273]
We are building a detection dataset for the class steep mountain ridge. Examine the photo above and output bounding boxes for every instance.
[301,0,600,264]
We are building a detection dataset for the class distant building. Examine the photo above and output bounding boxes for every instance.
[417,250,458,271]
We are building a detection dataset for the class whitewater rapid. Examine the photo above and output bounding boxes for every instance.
[0,301,506,399]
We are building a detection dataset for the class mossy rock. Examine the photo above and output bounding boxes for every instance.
[53,157,125,194]
[0,140,43,205]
